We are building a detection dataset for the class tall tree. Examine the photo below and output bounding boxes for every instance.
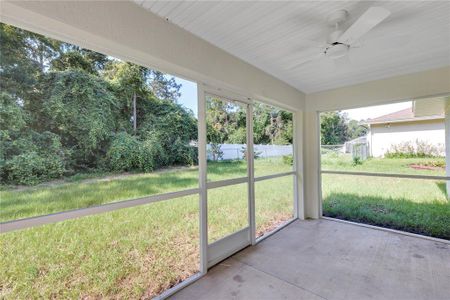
[320,111,349,145]
[41,70,118,168]
[347,119,368,140]
[148,70,181,102]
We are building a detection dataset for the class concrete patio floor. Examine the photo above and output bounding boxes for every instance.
[171,219,450,300]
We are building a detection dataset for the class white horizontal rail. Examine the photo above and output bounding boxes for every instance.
[206,177,247,189]
[254,171,295,182]
[0,188,199,233]
[321,170,450,181]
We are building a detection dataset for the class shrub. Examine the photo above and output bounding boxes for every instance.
[169,137,197,166]
[3,152,65,185]
[240,147,262,160]
[208,143,224,161]
[352,156,362,166]
[282,154,294,166]
[385,140,444,158]
[106,132,141,172]
[106,132,173,173]
[140,134,167,171]
[1,131,67,185]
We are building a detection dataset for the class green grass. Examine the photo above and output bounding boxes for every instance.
[1,155,449,299]
[322,152,446,176]
[0,157,292,222]
[0,158,294,299]
[321,153,449,239]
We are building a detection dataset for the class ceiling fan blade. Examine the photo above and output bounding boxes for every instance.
[288,53,324,70]
[333,54,351,71]
[337,7,391,45]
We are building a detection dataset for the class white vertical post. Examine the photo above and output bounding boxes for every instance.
[293,110,305,220]
[303,111,322,219]
[197,84,208,274]
[445,109,450,199]
[246,101,256,245]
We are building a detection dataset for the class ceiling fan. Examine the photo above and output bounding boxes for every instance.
[290,7,391,69]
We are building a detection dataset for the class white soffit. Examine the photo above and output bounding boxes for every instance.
[136,1,450,93]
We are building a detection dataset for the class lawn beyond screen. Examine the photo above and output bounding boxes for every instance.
[1,22,298,298]
[320,99,449,240]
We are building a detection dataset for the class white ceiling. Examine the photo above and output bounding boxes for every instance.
[136,1,450,93]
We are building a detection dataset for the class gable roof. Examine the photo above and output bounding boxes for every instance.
[366,108,444,125]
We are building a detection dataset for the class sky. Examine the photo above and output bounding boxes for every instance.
[175,77,198,117]
[174,75,413,121]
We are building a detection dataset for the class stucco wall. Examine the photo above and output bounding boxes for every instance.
[369,119,445,157]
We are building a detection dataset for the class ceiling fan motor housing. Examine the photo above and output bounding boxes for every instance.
[324,43,349,59]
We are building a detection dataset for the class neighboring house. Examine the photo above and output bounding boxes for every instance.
[366,107,445,157]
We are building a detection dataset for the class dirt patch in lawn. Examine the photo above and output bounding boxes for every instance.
[409,164,445,171]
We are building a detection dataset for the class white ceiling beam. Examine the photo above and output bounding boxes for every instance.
[305,66,450,112]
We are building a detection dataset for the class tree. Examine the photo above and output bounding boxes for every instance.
[347,119,368,140]
[320,111,349,145]
[148,70,181,102]
[41,70,118,169]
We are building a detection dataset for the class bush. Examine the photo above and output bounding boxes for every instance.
[169,137,197,166]
[106,132,142,172]
[385,140,444,158]
[282,154,293,166]
[106,132,174,173]
[352,156,362,166]
[1,131,67,185]
[3,152,65,185]
[140,134,167,171]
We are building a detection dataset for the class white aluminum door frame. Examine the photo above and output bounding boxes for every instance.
[198,85,255,270]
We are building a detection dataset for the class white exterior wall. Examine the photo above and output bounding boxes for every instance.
[369,120,445,157]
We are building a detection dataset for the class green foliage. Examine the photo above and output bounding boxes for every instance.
[41,70,117,168]
[140,133,168,170]
[208,143,224,161]
[169,137,197,166]
[105,132,142,172]
[3,151,65,185]
[51,51,97,74]
[320,111,349,145]
[347,119,368,140]
[1,131,66,185]
[421,160,445,168]
[320,112,368,146]
[0,92,28,146]
[385,140,444,158]
[1,23,297,186]
[282,155,293,166]
[352,156,362,166]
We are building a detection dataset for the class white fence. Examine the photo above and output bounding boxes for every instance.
[207,144,292,161]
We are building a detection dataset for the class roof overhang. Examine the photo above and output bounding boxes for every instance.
[413,96,450,117]
[366,114,444,125]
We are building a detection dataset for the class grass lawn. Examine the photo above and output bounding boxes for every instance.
[1,154,448,298]
[321,153,450,240]
[0,158,294,299]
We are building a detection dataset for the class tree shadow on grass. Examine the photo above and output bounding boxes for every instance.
[323,192,450,240]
